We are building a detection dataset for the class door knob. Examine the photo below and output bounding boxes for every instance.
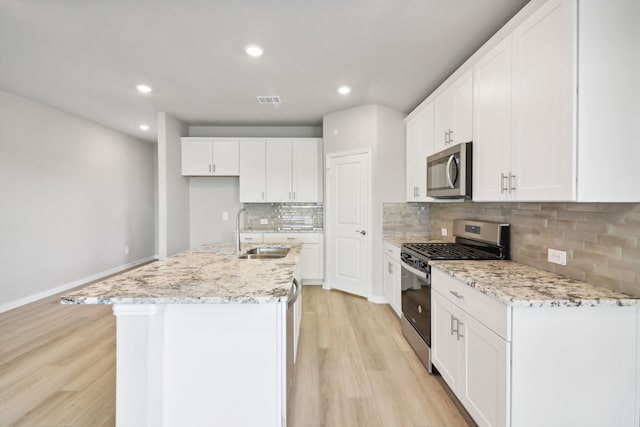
[356,230,367,235]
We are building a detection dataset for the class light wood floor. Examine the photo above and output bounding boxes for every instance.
[0,286,471,427]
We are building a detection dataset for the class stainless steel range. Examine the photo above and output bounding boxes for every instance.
[400,219,510,373]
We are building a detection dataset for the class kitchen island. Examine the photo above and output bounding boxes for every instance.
[62,243,302,427]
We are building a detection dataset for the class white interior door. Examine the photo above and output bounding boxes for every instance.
[326,151,369,298]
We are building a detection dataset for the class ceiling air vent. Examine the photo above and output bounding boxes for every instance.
[256,95,281,105]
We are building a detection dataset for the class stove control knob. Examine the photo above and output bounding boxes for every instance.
[418,305,422,314]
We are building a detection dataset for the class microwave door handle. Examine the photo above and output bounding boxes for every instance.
[446,154,458,188]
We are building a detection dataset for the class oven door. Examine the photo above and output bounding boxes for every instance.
[401,262,431,347]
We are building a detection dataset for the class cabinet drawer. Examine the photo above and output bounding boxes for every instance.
[239,233,263,243]
[263,233,320,244]
[432,268,510,341]
[383,241,401,261]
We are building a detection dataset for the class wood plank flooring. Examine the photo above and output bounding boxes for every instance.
[289,286,473,427]
[0,285,471,427]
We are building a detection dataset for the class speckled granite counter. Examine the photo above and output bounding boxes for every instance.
[61,243,301,305]
[384,234,433,247]
[430,260,639,308]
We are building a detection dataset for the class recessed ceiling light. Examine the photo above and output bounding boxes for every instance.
[136,84,153,94]
[245,44,264,57]
[139,124,150,131]
[337,86,351,95]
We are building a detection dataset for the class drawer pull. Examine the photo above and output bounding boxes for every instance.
[450,291,464,299]
[286,237,296,241]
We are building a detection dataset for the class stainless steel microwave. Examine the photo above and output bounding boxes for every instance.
[426,142,472,199]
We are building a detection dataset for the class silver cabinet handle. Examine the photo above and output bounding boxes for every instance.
[456,322,464,340]
[244,238,253,241]
[501,173,508,193]
[261,191,264,200]
[293,191,296,200]
[509,173,516,192]
[356,230,367,235]
[213,164,216,173]
[209,164,212,172]
[444,130,449,144]
[448,129,454,144]
[449,290,463,299]
[451,315,459,336]
[450,315,456,335]
[286,237,296,241]
[388,262,393,274]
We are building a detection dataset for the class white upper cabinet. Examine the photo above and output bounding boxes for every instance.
[475,0,640,202]
[473,37,514,201]
[239,140,266,202]
[292,139,321,202]
[510,0,575,201]
[181,138,239,176]
[411,0,640,202]
[266,140,293,202]
[240,138,323,203]
[434,69,473,153]
[405,103,434,202]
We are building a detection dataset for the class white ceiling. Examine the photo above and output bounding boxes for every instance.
[0,0,529,142]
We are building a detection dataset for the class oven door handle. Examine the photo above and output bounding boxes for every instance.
[401,261,428,279]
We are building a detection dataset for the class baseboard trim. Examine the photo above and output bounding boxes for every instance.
[0,255,158,314]
[368,295,389,305]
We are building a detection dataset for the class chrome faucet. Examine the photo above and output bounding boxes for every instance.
[236,208,247,256]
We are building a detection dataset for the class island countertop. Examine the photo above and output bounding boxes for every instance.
[430,260,639,308]
[61,243,301,305]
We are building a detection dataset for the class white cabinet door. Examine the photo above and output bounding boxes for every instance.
[434,70,473,154]
[452,69,473,144]
[211,140,239,176]
[405,104,434,202]
[460,314,510,427]
[300,244,319,281]
[182,138,213,176]
[239,140,266,202]
[434,86,454,154]
[473,37,513,202]
[511,0,575,201]
[292,139,320,202]
[431,290,462,393]
[266,140,293,202]
[384,255,402,317]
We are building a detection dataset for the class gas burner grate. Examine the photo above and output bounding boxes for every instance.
[403,243,501,261]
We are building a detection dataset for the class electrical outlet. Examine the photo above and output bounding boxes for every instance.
[222,212,229,221]
[441,228,448,237]
[260,218,269,225]
[547,248,567,266]
[124,246,129,255]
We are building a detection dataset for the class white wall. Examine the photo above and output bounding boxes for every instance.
[157,112,190,258]
[189,177,242,246]
[189,125,322,138]
[323,104,405,299]
[0,89,156,311]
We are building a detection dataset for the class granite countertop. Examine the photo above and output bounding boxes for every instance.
[384,234,434,247]
[430,260,639,308]
[61,243,301,305]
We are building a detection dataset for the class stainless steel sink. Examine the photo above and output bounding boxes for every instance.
[238,247,289,259]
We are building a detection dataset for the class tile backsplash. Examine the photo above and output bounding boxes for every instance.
[243,203,323,232]
[427,202,640,297]
[383,203,431,236]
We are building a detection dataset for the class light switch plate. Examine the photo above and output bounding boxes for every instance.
[548,248,567,266]
[222,212,229,221]
[441,228,448,237]
[260,218,269,225]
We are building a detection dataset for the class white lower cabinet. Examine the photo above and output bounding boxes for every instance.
[431,267,639,427]
[432,288,509,427]
[258,232,324,283]
[383,241,402,317]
